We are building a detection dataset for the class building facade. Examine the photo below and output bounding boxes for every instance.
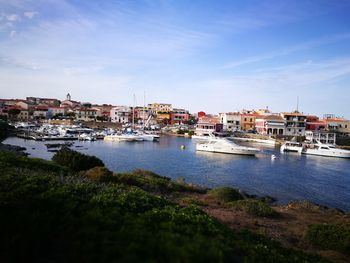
[110,106,131,124]
[219,112,241,131]
[255,115,285,135]
[280,111,307,136]
[170,109,189,125]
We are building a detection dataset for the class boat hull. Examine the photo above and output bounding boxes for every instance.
[196,144,259,156]
[302,149,350,158]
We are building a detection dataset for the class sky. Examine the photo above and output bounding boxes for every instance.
[0,0,350,118]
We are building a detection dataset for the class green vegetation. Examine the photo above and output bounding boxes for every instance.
[208,187,244,203]
[52,147,104,172]
[305,224,350,254]
[228,200,278,218]
[180,196,208,206]
[0,150,330,262]
[104,169,205,194]
[0,151,67,174]
[0,121,9,141]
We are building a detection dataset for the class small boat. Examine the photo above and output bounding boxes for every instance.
[196,138,260,156]
[280,141,303,153]
[302,141,350,159]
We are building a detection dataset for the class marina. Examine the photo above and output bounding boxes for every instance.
[3,135,350,211]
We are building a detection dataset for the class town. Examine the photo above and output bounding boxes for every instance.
[1,93,349,141]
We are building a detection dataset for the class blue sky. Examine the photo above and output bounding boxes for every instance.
[1,0,350,118]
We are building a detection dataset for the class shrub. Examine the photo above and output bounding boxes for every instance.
[305,224,350,254]
[81,166,113,181]
[208,187,243,203]
[180,197,208,206]
[0,151,67,174]
[228,200,278,217]
[52,148,104,172]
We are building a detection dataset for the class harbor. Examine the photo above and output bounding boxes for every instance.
[3,135,350,211]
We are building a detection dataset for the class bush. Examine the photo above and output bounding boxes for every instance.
[81,166,113,181]
[208,187,243,203]
[305,224,350,254]
[0,121,9,141]
[0,151,67,174]
[52,148,104,172]
[228,200,278,217]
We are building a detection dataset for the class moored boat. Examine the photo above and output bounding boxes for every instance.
[302,141,350,158]
[280,141,303,153]
[196,138,260,156]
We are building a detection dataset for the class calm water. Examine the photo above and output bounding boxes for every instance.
[3,136,350,211]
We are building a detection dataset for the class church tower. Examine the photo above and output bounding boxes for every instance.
[66,93,71,101]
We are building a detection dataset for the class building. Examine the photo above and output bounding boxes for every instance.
[240,113,258,131]
[197,111,206,118]
[110,106,131,124]
[219,112,241,131]
[18,110,29,120]
[74,107,97,121]
[255,115,285,135]
[195,116,223,136]
[33,106,49,119]
[156,112,171,123]
[148,103,172,113]
[48,107,67,117]
[306,116,326,131]
[170,109,189,125]
[133,107,151,122]
[305,131,336,144]
[322,116,350,134]
[280,111,307,136]
[255,107,271,115]
[26,97,60,106]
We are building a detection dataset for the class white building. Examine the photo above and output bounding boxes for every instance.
[219,112,241,131]
[111,106,130,123]
[280,111,307,136]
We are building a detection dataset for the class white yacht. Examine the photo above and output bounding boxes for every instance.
[196,138,260,156]
[280,141,303,153]
[192,133,217,140]
[302,142,350,158]
[104,133,143,142]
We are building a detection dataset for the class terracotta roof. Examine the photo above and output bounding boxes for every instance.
[281,111,306,116]
[322,118,349,123]
[256,115,284,121]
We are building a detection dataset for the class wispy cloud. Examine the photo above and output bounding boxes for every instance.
[223,33,350,68]
[23,11,38,19]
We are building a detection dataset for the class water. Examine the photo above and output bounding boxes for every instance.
[3,136,350,211]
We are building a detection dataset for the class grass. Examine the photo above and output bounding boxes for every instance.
[228,200,278,218]
[305,224,350,254]
[0,151,330,262]
[208,187,244,203]
[179,197,208,206]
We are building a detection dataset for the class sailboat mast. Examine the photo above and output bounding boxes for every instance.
[143,91,146,130]
[132,94,135,129]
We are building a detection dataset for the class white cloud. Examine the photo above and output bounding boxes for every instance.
[23,11,38,19]
[5,14,20,21]
[223,33,350,68]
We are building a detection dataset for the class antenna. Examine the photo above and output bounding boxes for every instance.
[296,96,299,112]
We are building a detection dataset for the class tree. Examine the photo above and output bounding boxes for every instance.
[8,108,21,120]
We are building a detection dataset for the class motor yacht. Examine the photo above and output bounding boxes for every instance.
[191,133,217,140]
[280,141,303,153]
[302,141,350,158]
[196,138,260,156]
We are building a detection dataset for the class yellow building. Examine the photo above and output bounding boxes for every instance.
[148,103,172,113]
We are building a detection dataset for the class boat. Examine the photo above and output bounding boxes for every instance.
[302,141,350,159]
[280,141,303,153]
[191,133,217,140]
[104,133,142,142]
[196,138,260,156]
